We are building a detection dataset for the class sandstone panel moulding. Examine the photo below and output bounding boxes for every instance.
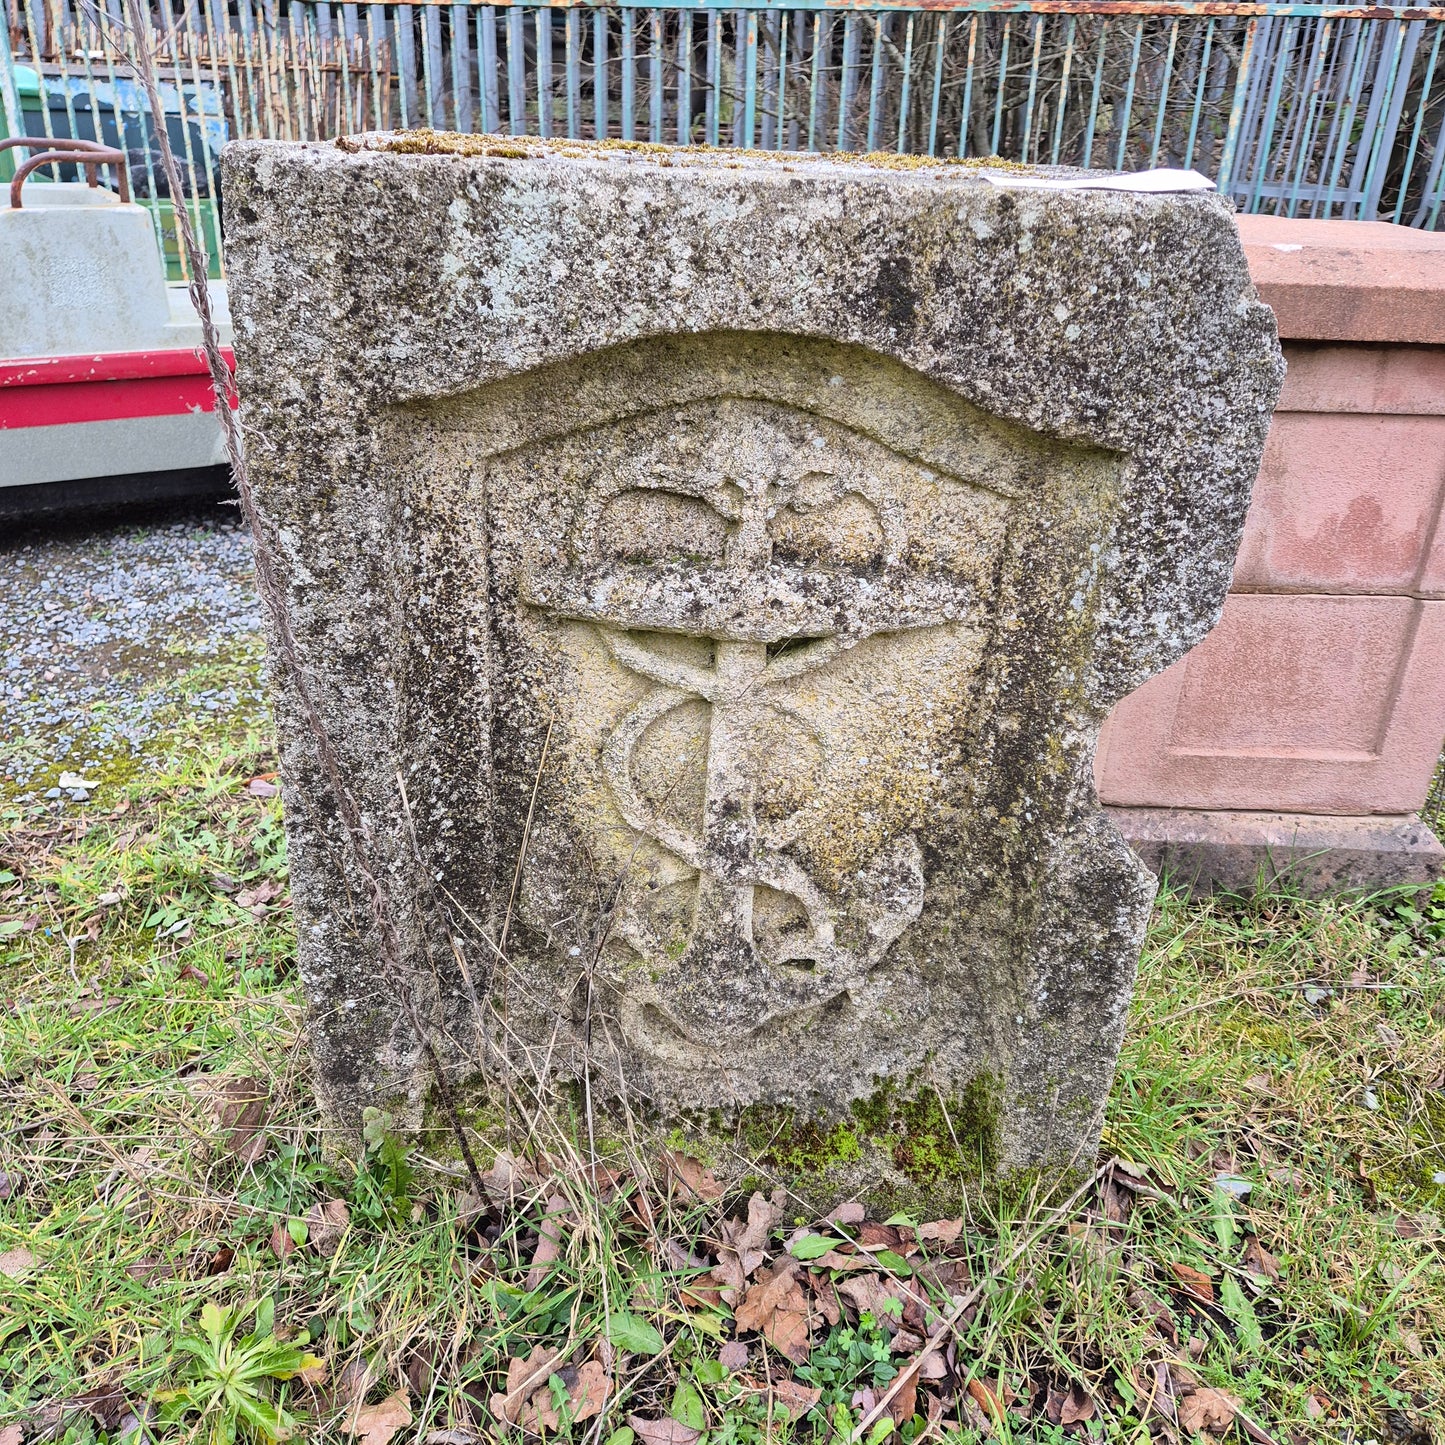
[222,135,1283,1210]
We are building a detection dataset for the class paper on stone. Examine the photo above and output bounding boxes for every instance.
[980,166,1216,193]
[223,138,1282,1207]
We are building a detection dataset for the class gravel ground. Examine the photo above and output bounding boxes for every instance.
[0,505,267,806]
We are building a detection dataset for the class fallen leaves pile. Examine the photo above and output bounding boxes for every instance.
[273,1149,1283,1444]
[5,1064,1426,1445]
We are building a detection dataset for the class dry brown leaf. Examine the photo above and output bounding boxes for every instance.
[734,1259,803,1332]
[916,1218,963,1248]
[836,1272,905,1324]
[916,1351,948,1383]
[887,1368,918,1425]
[805,1273,842,1326]
[124,1255,174,1284]
[490,1345,564,1425]
[215,1076,270,1165]
[1060,1381,1096,1426]
[827,1200,866,1227]
[1101,1174,1134,1226]
[857,1223,904,1251]
[681,1280,725,1312]
[298,1356,328,1387]
[737,1190,785,1253]
[347,1389,412,1445]
[1169,1262,1215,1303]
[1240,1236,1280,1283]
[405,1342,439,1399]
[1127,1286,1179,1344]
[306,1199,350,1257]
[734,1259,814,1363]
[1178,1386,1240,1433]
[0,1425,21,1445]
[808,1248,871,1273]
[0,1247,36,1279]
[913,1255,970,1300]
[270,1221,297,1259]
[213,1080,271,1167]
[73,1376,135,1433]
[525,1193,568,1290]
[664,1150,723,1203]
[481,1151,532,1210]
[763,1307,812,1364]
[565,1360,611,1422]
[323,1357,374,1417]
[966,1378,1004,1423]
[771,1379,822,1420]
[628,1415,701,1445]
[717,1341,749,1373]
[1139,1361,1178,1428]
[713,1189,785,1293]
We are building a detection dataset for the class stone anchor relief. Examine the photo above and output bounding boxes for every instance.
[222,139,1283,1204]
[518,397,1007,1058]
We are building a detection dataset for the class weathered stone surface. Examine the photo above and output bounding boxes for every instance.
[222,136,1283,1204]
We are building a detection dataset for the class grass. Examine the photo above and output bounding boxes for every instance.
[3,672,1444,1444]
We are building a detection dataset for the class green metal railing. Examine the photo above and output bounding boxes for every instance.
[4,1,1445,272]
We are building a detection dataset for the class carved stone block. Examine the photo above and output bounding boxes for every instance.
[223,137,1283,1206]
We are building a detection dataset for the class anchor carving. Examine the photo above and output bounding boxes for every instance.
[598,625,926,1017]
[521,415,952,1044]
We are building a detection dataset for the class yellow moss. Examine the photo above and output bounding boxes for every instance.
[339,129,1042,177]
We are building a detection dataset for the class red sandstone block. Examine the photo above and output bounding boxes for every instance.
[1278,343,1445,417]
[1234,410,1445,595]
[1236,215,1445,345]
[1098,221,1445,877]
[1097,596,1445,816]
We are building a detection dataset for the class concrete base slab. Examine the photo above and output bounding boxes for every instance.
[1107,807,1445,895]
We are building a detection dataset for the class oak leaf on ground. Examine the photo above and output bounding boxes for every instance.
[1178,1386,1240,1433]
[531,1361,611,1429]
[734,1259,812,1363]
[713,1190,784,1293]
[490,1345,563,1426]
[629,1415,700,1445]
[916,1218,963,1248]
[1169,1262,1215,1304]
[664,1150,723,1203]
[346,1389,412,1445]
[306,1199,350,1257]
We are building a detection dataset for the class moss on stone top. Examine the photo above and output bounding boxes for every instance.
[336,128,1038,176]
